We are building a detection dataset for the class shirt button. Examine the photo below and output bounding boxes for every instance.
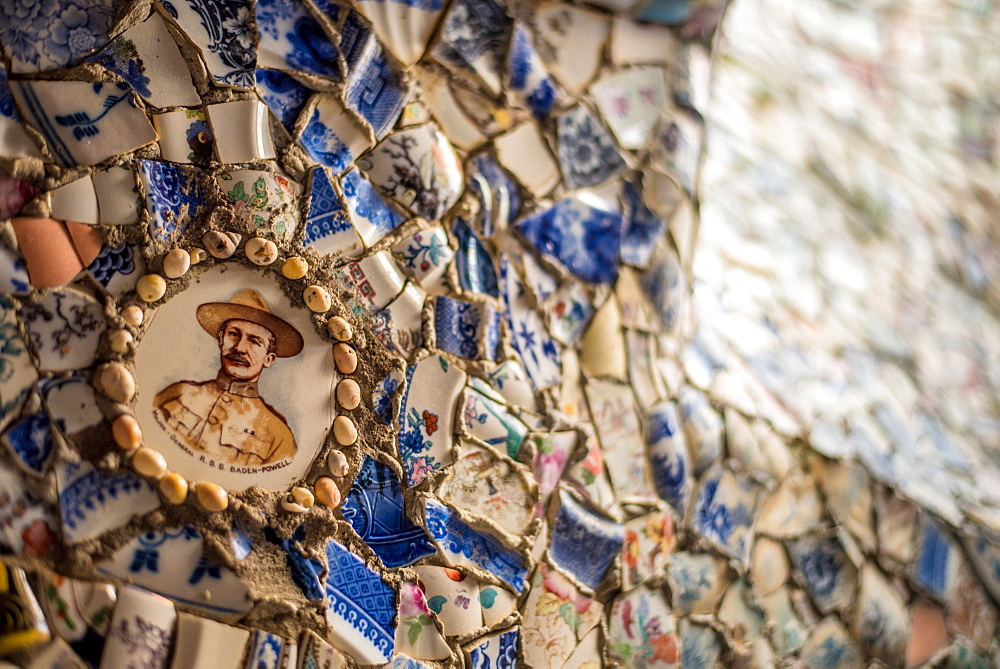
[221,394,232,403]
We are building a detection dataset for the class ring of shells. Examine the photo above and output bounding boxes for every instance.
[93,231,365,517]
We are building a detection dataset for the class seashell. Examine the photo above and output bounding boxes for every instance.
[112,414,142,451]
[314,477,341,508]
[304,285,332,313]
[281,486,314,513]
[121,305,144,327]
[100,363,135,403]
[195,482,228,512]
[282,256,309,280]
[189,247,208,265]
[327,316,352,341]
[336,379,361,410]
[333,343,358,374]
[159,473,188,505]
[327,449,349,477]
[136,274,167,302]
[245,237,278,266]
[163,248,191,278]
[108,329,133,354]
[132,447,167,479]
[203,231,241,259]
[333,416,358,446]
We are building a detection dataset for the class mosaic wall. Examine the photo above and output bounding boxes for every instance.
[0,0,997,666]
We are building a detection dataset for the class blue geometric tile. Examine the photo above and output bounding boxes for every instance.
[2,412,53,476]
[138,160,210,241]
[646,400,692,516]
[556,104,625,189]
[341,456,436,568]
[913,515,960,601]
[256,68,311,132]
[434,296,500,361]
[621,181,666,268]
[256,0,341,80]
[452,217,499,298]
[346,36,406,138]
[0,0,114,72]
[549,491,624,590]
[324,539,396,664]
[517,197,622,285]
[424,498,528,593]
[468,627,519,669]
[87,243,137,289]
[302,167,358,255]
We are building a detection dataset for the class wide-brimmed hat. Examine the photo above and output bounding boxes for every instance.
[196,289,304,357]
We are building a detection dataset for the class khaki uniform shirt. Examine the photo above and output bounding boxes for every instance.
[154,372,296,466]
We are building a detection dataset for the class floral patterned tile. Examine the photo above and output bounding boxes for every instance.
[395,581,450,661]
[256,0,340,80]
[0,457,57,556]
[217,169,302,241]
[521,562,602,667]
[620,511,675,591]
[608,586,680,668]
[460,383,529,459]
[392,226,454,296]
[1,0,114,73]
[56,461,160,543]
[298,96,372,173]
[437,441,535,535]
[431,0,512,96]
[413,565,482,637]
[19,288,105,372]
[397,353,465,485]
[586,380,657,505]
[165,0,256,88]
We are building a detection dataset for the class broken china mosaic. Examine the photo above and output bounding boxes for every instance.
[0,0,997,667]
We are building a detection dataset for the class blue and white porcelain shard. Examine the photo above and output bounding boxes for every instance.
[679,385,723,475]
[506,23,557,120]
[88,11,201,109]
[88,243,142,297]
[467,627,519,669]
[787,535,857,614]
[680,620,722,669]
[0,65,44,158]
[517,195,623,285]
[38,374,101,438]
[346,36,407,139]
[56,460,160,543]
[799,618,862,669]
[352,0,446,67]
[139,160,210,242]
[0,458,57,555]
[337,251,407,314]
[0,246,31,293]
[646,400,692,516]
[556,104,626,189]
[642,245,686,333]
[692,467,759,564]
[498,256,561,390]
[392,227,454,296]
[424,498,528,593]
[469,153,521,228]
[549,490,625,590]
[245,630,284,669]
[11,80,157,167]
[363,124,464,221]
[256,69,311,133]
[432,0,512,96]
[434,296,500,361]
[667,551,724,614]
[256,0,340,80]
[452,217,499,298]
[341,167,405,246]
[621,181,666,268]
[3,412,54,476]
[0,0,114,72]
[0,300,37,432]
[912,514,960,601]
[397,353,465,485]
[372,369,404,426]
[323,539,396,664]
[299,96,372,173]
[341,455,437,569]
[302,167,362,257]
[97,526,252,618]
[19,288,106,373]
[371,282,426,358]
[161,0,256,88]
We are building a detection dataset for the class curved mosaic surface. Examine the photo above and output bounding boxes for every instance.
[0,0,997,667]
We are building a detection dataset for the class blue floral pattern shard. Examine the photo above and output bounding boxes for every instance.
[788,535,856,614]
[3,412,53,476]
[300,106,354,172]
[324,539,396,664]
[346,37,406,138]
[256,0,341,80]
[549,491,625,590]
[621,181,666,268]
[341,456,436,568]
[0,0,114,72]
[139,160,209,241]
[453,217,499,297]
[556,104,625,189]
[647,401,692,515]
[468,628,520,669]
[256,68,311,132]
[341,167,405,245]
[517,197,622,285]
[424,498,528,593]
[692,468,758,563]
[161,0,256,88]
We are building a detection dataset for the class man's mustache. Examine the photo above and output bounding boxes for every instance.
[223,351,251,366]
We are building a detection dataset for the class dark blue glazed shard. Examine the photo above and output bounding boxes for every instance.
[452,217,499,298]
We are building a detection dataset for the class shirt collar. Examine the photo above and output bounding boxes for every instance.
[215,370,260,398]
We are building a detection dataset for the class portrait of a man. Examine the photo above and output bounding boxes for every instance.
[153,288,305,467]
